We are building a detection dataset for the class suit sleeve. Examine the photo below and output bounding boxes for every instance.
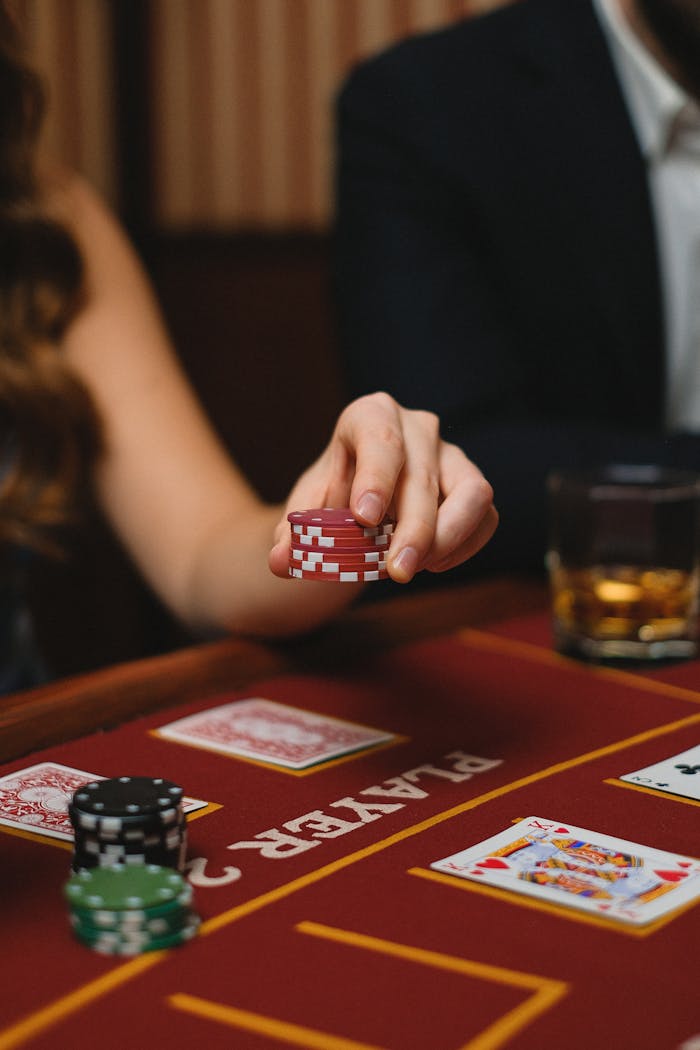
[332,60,700,579]
[333,60,526,420]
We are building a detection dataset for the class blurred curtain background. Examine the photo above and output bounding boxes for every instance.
[18,0,504,675]
[22,0,504,228]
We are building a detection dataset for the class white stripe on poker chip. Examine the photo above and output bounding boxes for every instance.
[291,548,386,563]
[323,561,387,573]
[291,523,394,537]
[297,559,387,573]
[289,567,388,581]
[329,570,384,582]
[288,509,357,525]
[295,534,388,548]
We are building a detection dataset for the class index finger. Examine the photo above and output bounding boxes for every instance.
[337,393,408,525]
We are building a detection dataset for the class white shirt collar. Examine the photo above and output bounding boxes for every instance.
[592,0,696,159]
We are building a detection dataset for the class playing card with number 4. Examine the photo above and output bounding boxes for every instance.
[431,816,700,925]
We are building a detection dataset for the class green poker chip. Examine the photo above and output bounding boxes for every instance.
[72,913,201,955]
[68,890,193,929]
[70,906,194,938]
[64,864,188,912]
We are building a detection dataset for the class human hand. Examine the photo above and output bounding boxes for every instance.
[268,392,497,582]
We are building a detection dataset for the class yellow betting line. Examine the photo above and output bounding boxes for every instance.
[297,920,569,1050]
[458,628,700,706]
[169,993,387,1050]
[200,707,700,934]
[149,731,406,776]
[167,923,568,1050]
[0,826,71,851]
[408,866,700,939]
[0,954,165,1050]
[604,777,700,808]
[3,709,699,1049]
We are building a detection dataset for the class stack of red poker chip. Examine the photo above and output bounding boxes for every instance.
[287,508,394,582]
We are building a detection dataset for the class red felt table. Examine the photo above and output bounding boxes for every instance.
[0,578,698,1050]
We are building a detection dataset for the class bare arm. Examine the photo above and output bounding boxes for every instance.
[49,172,496,638]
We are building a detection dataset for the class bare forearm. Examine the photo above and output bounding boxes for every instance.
[181,503,363,639]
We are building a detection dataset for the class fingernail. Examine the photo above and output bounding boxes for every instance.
[356,491,384,524]
[392,546,419,580]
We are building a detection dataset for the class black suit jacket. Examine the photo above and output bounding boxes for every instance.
[334,0,698,575]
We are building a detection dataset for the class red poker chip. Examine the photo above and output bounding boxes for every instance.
[291,523,394,538]
[289,558,388,567]
[289,558,389,573]
[287,508,394,528]
[288,567,390,582]
[291,534,391,550]
[288,508,358,527]
[290,549,388,565]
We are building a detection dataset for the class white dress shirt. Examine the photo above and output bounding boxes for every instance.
[594,0,700,432]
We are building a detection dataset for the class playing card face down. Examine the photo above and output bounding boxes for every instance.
[156,697,394,769]
[431,816,700,925]
[620,744,700,802]
[0,762,206,841]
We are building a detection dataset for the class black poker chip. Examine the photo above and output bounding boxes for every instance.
[65,779,199,958]
[71,839,187,873]
[69,777,187,875]
[71,777,184,818]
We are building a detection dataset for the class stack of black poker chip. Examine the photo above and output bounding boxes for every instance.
[68,776,187,874]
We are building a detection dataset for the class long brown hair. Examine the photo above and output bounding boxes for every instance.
[0,3,101,553]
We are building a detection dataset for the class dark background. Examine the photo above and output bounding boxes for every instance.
[28,3,347,678]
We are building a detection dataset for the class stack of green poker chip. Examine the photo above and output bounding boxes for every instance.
[63,864,200,955]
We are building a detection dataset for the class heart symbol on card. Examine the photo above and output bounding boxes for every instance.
[678,862,692,868]
[476,858,510,870]
[654,869,688,883]
[555,827,570,833]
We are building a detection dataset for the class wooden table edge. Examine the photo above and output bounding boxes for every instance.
[0,575,547,762]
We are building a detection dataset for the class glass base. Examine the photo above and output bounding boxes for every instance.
[553,626,698,664]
